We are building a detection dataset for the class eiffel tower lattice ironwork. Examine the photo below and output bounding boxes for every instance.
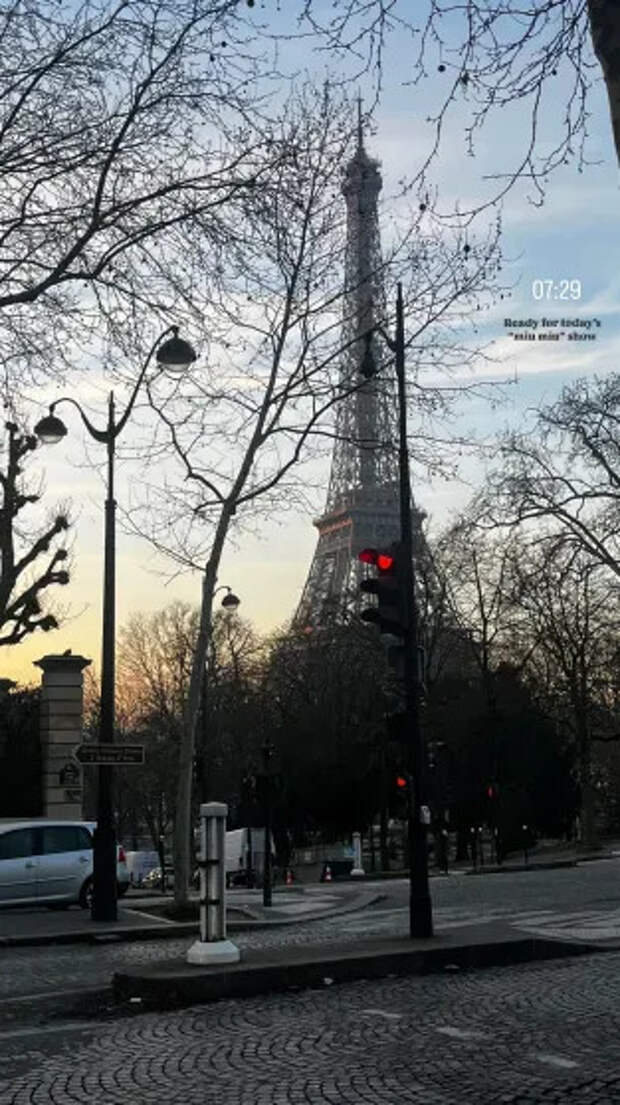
[295,114,427,629]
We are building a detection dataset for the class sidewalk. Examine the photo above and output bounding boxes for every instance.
[0,887,384,948]
[334,842,617,880]
[112,920,600,1012]
[0,843,616,949]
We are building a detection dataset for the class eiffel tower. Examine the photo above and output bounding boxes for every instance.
[295,111,427,629]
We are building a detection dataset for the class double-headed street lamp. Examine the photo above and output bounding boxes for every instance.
[35,326,196,922]
[361,283,433,939]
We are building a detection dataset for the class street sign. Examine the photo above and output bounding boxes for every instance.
[74,744,145,765]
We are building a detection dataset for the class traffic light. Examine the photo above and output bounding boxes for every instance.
[359,543,409,739]
[389,769,410,816]
[358,543,408,642]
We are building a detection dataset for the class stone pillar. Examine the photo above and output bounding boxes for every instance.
[34,653,91,819]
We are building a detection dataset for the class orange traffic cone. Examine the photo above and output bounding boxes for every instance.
[285,868,294,886]
[324,864,332,883]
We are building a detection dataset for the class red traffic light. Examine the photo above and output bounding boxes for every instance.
[487,785,495,799]
[358,548,395,572]
[358,547,378,564]
[396,775,408,789]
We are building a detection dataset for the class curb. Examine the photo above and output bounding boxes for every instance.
[465,859,578,876]
[463,853,615,876]
[0,985,115,1030]
[0,893,385,949]
[113,931,597,1012]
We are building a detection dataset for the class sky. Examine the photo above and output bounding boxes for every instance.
[4,2,619,687]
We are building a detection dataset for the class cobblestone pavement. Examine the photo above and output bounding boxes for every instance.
[3,951,620,1102]
[4,859,620,1003]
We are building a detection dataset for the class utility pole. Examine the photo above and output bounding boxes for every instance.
[261,741,274,908]
[394,283,433,938]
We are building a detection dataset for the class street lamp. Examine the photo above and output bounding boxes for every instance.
[35,325,196,922]
[199,585,241,803]
[218,586,241,610]
[362,283,433,939]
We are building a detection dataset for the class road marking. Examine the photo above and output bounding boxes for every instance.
[534,1053,579,1069]
[354,907,409,919]
[435,1026,488,1040]
[360,1008,403,1020]
[125,907,176,924]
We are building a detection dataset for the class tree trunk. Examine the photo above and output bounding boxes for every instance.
[173,510,232,906]
[588,0,620,164]
[577,712,599,851]
[379,804,390,871]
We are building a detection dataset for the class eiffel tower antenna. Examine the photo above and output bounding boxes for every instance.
[295,116,427,628]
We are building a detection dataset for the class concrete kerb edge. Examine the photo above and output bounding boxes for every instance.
[462,852,616,876]
[112,935,599,1013]
[464,859,579,876]
[0,985,115,1029]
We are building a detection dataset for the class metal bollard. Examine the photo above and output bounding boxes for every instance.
[350,831,365,876]
[186,802,240,966]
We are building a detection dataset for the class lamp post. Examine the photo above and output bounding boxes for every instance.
[199,585,241,803]
[35,326,196,922]
[361,283,433,938]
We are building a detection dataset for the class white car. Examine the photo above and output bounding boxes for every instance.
[0,818,130,908]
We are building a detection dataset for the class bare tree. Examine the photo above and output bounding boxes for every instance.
[3,0,616,395]
[111,601,262,876]
[474,373,619,579]
[299,1,620,186]
[0,0,319,388]
[113,602,197,864]
[122,83,503,903]
[509,544,619,849]
[434,525,523,707]
[0,421,70,646]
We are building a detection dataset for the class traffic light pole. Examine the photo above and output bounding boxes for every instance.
[394,283,433,939]
[261,741,273,908]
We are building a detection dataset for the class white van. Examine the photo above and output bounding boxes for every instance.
[124,850,159,886]
[225,828,275,888]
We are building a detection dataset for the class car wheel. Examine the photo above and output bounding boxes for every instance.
[79,877,93,910]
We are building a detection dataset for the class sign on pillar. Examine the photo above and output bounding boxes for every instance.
[187,802,240,966]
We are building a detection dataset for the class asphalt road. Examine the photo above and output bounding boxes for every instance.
[3,950,620,1103]
[3,859,620,1009]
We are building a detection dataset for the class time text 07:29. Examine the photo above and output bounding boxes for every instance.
[532,279,581,301]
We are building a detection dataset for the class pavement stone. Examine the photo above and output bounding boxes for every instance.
[4,953,620,1102]
[112,920,595,1010]
[5,860,620,1029]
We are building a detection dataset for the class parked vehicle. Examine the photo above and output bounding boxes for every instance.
[83,821,129,899]
[0,818,130,908]
[225,828,275,889]
[124,850,160,886]
[142,865,174,890]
